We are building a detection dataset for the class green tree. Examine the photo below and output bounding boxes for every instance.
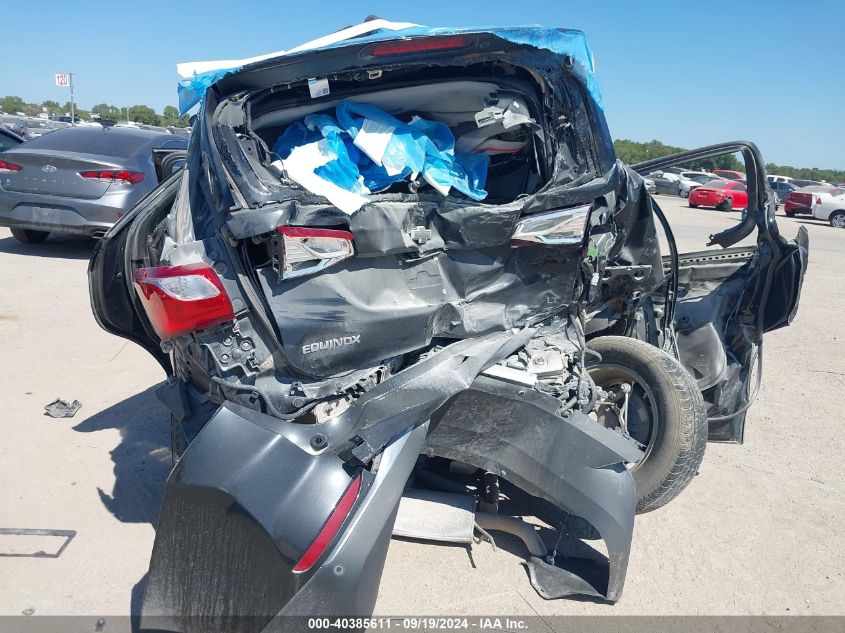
[41,100,60,115]
[159,106,190,128]
[0,95,27,114]
[127,104,161,125]
[613,139,743,172]
[161,105,180,126]
[90,103,122,120]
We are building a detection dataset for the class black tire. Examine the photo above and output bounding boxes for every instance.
[785,210,795,217]
[10,228,49,243]
[829,210,845,229]
[688,203,698,208]
[716,197,733,212]
[588,336,708,513]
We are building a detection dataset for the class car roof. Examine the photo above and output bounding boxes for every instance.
[10,126,188,156]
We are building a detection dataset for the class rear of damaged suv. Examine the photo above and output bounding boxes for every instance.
[88,22,807,631]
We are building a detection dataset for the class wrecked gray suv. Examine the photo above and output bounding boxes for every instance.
[89,21,808,629]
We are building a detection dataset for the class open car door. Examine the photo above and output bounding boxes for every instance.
[632,142,809,442]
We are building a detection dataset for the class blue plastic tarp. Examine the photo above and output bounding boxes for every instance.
[271,102,490,214]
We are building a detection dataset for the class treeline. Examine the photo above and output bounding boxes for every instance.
[0,95,189,128]
[614,139,844,182]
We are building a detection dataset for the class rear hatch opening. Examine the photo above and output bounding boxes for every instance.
[217,59,587,209]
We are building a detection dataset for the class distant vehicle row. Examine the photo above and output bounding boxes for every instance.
[0,126,187,242]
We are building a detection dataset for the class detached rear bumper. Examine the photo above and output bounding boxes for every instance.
[139,403,426,632]
[425,375,642,602]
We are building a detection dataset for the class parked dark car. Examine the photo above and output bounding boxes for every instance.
[769,180,798,204]
[89,22,808,624]
[0,126,187,242]
[647,170,683,195]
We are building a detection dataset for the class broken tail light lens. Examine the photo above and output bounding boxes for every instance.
[293,474,362,573]
[0,159,22,172]
[511,204,591,246]
[273,226,355,280]
[363,35,474,57]
[132,263,235,339]
[79,169,145,185]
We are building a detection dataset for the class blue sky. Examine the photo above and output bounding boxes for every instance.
[3,1,843,169]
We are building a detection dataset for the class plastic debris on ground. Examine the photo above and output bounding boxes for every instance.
[270,101,491,214]
[44,398,82,418]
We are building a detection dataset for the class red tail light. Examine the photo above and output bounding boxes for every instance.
[816,197,822,205]
[293,474,362,573]
[132,263,235,339]
[79,169,145,184]
[0,159,22,172]
[365,35,474,56]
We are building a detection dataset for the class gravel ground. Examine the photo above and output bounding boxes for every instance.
[0,195,842,623]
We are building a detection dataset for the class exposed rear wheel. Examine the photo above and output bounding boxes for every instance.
[830,210,845,228]
[588,336,708,513]
[716,198,733,212]
[10,228,50,243]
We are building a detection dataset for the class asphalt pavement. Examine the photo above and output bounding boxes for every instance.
[0,196,842,625]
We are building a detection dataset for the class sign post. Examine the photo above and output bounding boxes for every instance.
[54,73,74,124]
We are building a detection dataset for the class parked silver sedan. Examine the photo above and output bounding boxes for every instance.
[0,126,187,242]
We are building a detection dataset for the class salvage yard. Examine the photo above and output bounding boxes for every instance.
[0,195,842,622]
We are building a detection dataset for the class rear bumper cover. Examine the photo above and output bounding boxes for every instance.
[141,373,640,630]
[425,375,641,602]
[140,403,427,632]
[0,195,126,236]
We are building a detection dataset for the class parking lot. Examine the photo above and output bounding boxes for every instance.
[0,195,842,623]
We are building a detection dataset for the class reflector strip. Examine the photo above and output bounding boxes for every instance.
[293,474,362,573]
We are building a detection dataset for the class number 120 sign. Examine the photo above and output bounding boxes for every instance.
[55,74,71,87]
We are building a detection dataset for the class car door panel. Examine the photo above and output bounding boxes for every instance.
[88,176,182,373]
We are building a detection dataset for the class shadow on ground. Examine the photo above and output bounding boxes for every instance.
[73,385,171,525]
[0,234,96,260]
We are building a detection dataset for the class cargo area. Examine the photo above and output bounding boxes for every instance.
[213,54,597,214]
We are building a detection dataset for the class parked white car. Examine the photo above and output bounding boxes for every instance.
[767,174,793,184]
[810,187,845,227]
[677,171,716,197]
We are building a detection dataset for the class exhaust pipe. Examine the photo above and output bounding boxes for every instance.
[475,512,547,558]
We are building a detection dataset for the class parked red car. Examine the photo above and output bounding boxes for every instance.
[688,180,748,211]
[712,169,746,181]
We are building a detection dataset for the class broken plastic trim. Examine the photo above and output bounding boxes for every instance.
[274,226,355,280]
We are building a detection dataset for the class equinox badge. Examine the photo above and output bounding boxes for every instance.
[302,335,361,355]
